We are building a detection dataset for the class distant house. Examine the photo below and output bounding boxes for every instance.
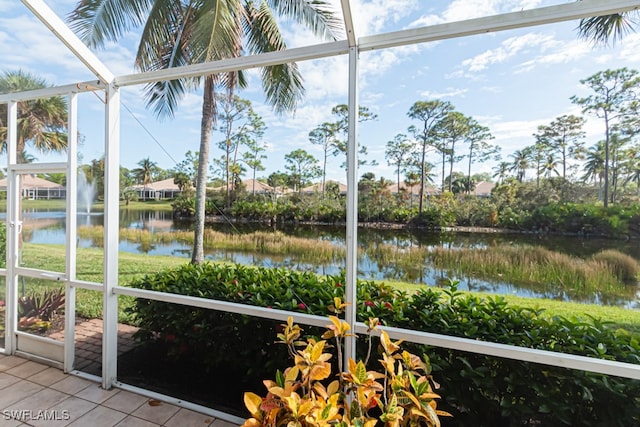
[473,181,496,197]
[389,182,440,196]
[0,175,66,200]
[209,179,276,195]
[129,178,184,200]
[301,180,347,194]
[241,179,275,194]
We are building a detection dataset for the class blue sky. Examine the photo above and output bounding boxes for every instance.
[1,0,639,183]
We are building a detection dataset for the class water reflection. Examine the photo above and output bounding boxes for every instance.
[11,209,640,308]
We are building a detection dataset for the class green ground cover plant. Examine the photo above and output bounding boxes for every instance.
[129,263,640,426]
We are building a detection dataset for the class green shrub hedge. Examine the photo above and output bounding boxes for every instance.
[128,263,640,426]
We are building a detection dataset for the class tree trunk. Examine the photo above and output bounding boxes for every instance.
[603,113,610,208]
[192,76,215,264]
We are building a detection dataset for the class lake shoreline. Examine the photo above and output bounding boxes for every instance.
[196,214,636,240]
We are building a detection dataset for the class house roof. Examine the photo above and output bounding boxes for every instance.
[209,179,275,193]
[0,175,64,189]
[474,181,495,195]
[301,180,347,193]
[388,182,440,195]
[242,179,274,193]
[130,178,182,191]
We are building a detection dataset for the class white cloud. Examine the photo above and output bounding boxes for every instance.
[420,87,468,98]
[349,0,420,36]
[514,39,590,73]
[410,0,545,27]
[617,33,640,63]
[461,33,558,72]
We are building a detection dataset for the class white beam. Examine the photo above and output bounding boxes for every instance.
[64,92,78,373]
[359,0,640,51]
[20,0,114,83]
[4,101,18,354]
[114,286,331,329]
[116,41,349,87]
[102,83,120,389]
[357,323,640,381]
[343,46,359,369]
[0,81,104,104]
[8,163,68,174]
[340,0,357,47]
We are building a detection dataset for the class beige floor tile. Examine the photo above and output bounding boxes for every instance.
[0,372,21,390]
[0,414,24,426]
[0,356,28,372]
[131,399,180,425]
[164,407,214,427]
[114,415,160,427]
[29,396,96,427]
[0,379,44,409]
[74,383,120,404]
[6,361,47,378]
[6,360,49,379]
[50,375,93,395]
[27,367,68,387]
[3,387,70,412]
[102,390,148,414]
[66,405,127,427]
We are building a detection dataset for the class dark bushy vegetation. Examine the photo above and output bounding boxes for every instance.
[129,263,640,426]
[174,179,640,238]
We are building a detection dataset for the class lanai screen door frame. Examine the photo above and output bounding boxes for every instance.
[1,0,639,418]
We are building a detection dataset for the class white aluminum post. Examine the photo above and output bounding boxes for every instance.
[64,92,78,372]
[102,83,120,389]
[20,0,114,84]
[343,46,359,368]
[4,101,18,353]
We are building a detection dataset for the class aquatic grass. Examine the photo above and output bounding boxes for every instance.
[17,243,640,334]
[78,226,346,264]
[367,243,633,298]
[592,249,640,281]
[75,225,635,300]
[429,245,626,293]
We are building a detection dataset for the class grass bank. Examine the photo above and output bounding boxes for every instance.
[18,243,640,333]
[0,199,174,212]
[77,225,639,302]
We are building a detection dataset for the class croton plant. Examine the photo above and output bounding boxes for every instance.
[242,298,450,427]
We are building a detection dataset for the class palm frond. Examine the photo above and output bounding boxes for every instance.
[136,0,193,71]
[246,2,304,114]
[192,0,244,62]
[578,12,638,46]
[262,62,304,114]
[142,79,189,120]
[267,0,344,40]
[67,0,153,49]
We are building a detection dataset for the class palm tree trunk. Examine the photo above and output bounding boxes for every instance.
[192,76,215,264]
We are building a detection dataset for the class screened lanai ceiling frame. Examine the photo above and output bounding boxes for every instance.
[4,0,640,406]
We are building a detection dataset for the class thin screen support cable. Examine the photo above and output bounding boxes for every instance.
[121,102,241,235]
[122,103,179,166]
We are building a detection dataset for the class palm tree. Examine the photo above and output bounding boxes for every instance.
[578,11,639,46]
[492,161,511,185]
[509,148,531,183]
[0,70,68,163]
[133,157,158,190]
[69,1,342,264]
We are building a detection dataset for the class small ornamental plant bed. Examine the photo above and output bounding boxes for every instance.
[243,313,451,427]
[129,263,640,426]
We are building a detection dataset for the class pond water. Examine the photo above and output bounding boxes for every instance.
[14,208,640,309]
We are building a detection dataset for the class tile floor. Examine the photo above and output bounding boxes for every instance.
[0,354,241,427]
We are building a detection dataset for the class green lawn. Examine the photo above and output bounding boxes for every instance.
[18,243,640,332]
[0,199,174,212]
